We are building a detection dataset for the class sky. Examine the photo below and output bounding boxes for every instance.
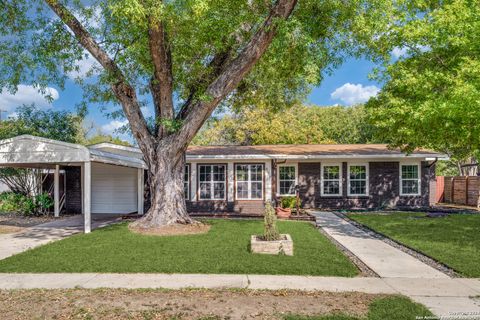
[0,56,384,140]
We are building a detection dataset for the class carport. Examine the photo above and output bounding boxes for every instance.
[0,135,146,233]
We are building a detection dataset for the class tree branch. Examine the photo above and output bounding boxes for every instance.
[148,16,174,138]
[44,0,154,154]
[174,0,298,149]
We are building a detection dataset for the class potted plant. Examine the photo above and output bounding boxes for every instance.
[275,196,296,218]
[251,202,293,256]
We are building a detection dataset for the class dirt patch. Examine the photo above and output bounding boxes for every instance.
[0,213,60,228]
[0,288,383,320]
[129,222,211,236]
[0,225,24,234]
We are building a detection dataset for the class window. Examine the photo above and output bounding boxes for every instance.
[198,164,226,200]
[184,165,190,200]
[321,164,342,196]
[348,164,368,196]
[278,165,297,196]
[235,164,264,200]
[400,164,420,195]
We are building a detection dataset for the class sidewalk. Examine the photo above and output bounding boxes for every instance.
[313,211,448,278]
[0,273,479,317]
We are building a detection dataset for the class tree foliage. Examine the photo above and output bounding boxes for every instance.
[367,0,480,161]
[0,105,84,143]
[193,104,377,145]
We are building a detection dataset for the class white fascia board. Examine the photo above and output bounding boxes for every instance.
[89,149,147,169]
[186,153,447,161]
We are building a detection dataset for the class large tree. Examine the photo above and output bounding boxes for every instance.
[193,104,376,145]
[366,0,480,174]
[1,0,396,228]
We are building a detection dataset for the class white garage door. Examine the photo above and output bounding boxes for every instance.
[91,162,138,214]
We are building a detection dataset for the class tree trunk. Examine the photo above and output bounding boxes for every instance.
[130,150,195,229]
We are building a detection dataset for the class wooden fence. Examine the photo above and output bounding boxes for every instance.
[439,176,480,207]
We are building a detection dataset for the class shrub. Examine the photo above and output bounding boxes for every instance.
[263,201,280,241]
[0,191,53,215]
[281,196,297,209]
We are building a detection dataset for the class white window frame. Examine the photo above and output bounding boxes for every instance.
[399,162,421,196]
[347,163,369,196]
[184,164,190,200]
[321,163,343,196]
[235,163,264,200]
[198,164,227,200]
[277,163,298,196]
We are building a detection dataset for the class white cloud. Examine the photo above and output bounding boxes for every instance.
[68,53,100,79]
[0,85,59,112]
[392,46,408,58]
[330,83,380,105]
[101,119,129,134]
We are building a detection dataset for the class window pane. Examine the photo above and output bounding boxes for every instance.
[324,166,340,179]
[236,181,249,199]
[236,165,248,181]
[280,180,295,195]
[213,182,225,199]
[251,182,263,199]
[199,182,211,199]
[250,165,263,181]
[350,180,366,195]
[349,165,366,180]
[279,166,295,180]
[402,180,419,194]
[323,181,340,195]
[199,165,211,182]
[402,165,418,179]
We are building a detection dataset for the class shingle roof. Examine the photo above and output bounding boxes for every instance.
[186,144,441,157]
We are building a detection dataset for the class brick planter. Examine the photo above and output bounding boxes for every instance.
[250,234,293,256]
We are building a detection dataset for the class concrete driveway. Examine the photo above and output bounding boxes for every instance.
[0,214,121,260]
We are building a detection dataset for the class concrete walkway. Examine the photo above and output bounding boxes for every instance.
[0,273,479,317]
[313,211,449,278]
[0,215,120,260]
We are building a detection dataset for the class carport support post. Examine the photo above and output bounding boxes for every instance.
[54,165,60,217]
[137,168,144,215]
[83,161,91,233]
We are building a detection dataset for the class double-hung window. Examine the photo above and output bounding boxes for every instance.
[321,164,342,196]
[235,164,264,200]
[198,164,226,200]
[348,164,368,196]
[184,165,190,200]
[400,164,420,195]
[278,165,297,196]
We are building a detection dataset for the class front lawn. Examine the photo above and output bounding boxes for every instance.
[0,219,358,276]
[348,212,480,277]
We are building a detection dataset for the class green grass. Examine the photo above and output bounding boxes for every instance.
[284,295,432,320]
[0,219,358,276]
[348,212,480,277]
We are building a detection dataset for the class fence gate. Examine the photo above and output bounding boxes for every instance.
[440,176,480,208]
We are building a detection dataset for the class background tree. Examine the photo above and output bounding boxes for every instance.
[193,104,376,145]
[1,0,398,228]
[0,105,84,195]
[366,0,480,175]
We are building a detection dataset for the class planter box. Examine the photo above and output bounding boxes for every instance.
[250,234,293,256]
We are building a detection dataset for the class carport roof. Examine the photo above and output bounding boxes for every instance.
[0,135,146,169]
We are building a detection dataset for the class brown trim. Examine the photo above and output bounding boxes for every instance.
[233,162,266,201]
[196,163,228,201]
[185,163,191,200]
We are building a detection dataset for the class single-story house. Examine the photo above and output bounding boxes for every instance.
[0,135,447,233]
